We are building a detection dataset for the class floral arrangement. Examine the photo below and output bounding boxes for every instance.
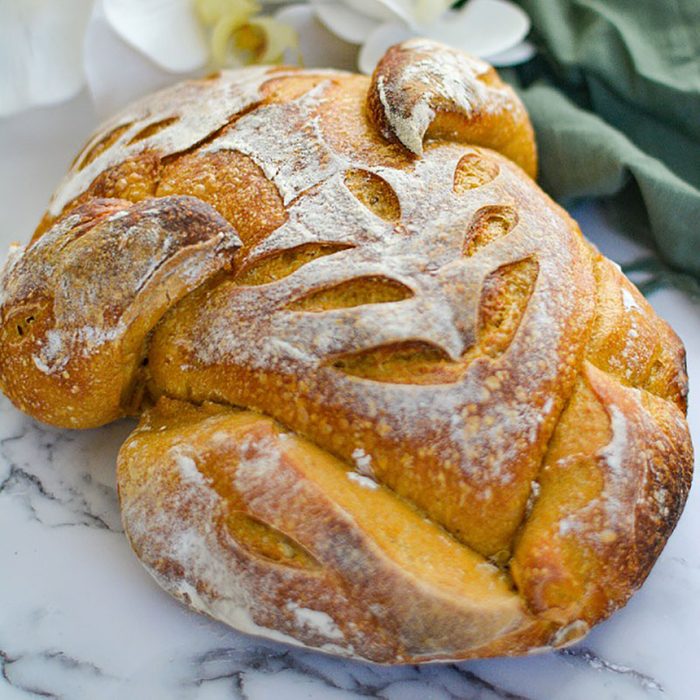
[0,0,532,118]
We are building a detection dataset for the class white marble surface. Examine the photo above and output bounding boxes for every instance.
[0,92,698,700]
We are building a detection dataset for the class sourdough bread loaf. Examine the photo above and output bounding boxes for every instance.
[0,40,692,662]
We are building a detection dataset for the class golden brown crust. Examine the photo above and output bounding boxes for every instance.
[367,39,537,176]
[0,40,693,662]
[0,197,240,427]
[512,363,692,626]
[119,398,548,662]
[585,248,688,411]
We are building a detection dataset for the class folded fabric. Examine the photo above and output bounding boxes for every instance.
[509,0,700,280]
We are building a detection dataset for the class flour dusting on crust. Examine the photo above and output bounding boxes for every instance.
[2,40,692,662]
[371,39,511,155]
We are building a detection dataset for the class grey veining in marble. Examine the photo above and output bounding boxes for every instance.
[0,93,698,700]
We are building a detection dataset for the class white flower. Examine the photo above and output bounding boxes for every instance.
[87,0,299,116]
[274,3,359,70]
[279,0,534,74]
[0,0,93,117]
[1,0,300,119]
[0,0,533,119]
[82,0,189,119]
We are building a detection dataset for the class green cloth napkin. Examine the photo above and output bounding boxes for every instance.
[508,0,700,281]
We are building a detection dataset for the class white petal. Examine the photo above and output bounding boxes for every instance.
[413,0,452,26]
[0,0,92,117]
[343,0,409,23]
[276,5,358,71]
[103,0,208,73]
[358,21,413,75]
[484,39,536,67]
[310,1,380,44]
[428,0,530,59]
[85,1,187,119]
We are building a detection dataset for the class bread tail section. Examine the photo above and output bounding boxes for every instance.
[0,197,241,428]
[367,39,537,177]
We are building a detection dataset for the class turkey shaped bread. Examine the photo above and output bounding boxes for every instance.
[0,40,693,663]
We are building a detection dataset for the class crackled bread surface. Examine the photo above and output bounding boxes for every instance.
[0,40,693,663]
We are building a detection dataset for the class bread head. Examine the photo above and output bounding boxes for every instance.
[0,40,693,662]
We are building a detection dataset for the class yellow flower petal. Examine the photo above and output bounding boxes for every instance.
[195,0,298,68]
[247,16,298,64]
[210,11,252,65]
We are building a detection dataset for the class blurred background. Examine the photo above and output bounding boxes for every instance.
[1,2,699,699]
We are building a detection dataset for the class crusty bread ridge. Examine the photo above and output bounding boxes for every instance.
[0,39,693,662]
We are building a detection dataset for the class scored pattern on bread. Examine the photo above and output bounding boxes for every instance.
[0,40,692,662]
